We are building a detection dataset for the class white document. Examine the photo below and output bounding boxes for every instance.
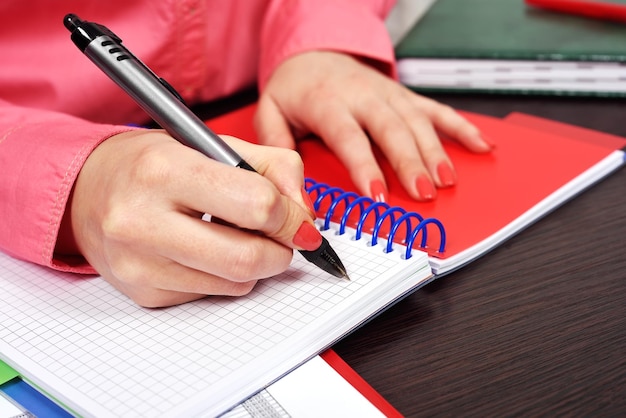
[222,356,385,418]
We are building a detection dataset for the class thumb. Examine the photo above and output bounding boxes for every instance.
[254,94,297,149]
[259,192,322,252]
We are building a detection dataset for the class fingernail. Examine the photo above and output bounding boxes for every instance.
[436,161,456,187]
[416,175,436,201]
[369,179,388,203]
[293,222,323,251]
[480,133,496,149]
[301,187,317,219]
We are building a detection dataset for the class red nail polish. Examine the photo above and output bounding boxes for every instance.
[436,161,456,187]
[369,179,388,202]
[301,187,316,219]
[293,222,322,251]
[416,175,436,201]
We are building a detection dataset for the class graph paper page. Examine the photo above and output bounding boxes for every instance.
[0,226,431,417]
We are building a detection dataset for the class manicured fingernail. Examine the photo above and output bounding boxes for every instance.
[301,187,316,219]
[369,179,388,202]
[293,222,323,250]
[416,175,436,201]
[436,161,456,187]
[480,133,496,149]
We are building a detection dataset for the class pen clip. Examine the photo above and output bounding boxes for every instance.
[158,77,186,105]
[65,14,186,105]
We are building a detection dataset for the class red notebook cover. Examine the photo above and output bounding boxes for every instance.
[207,104,625,274]
[504,112,626,149]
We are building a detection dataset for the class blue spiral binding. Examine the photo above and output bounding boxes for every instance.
[304,178,446,259]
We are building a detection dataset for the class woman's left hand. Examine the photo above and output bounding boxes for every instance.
[256,51,493,202]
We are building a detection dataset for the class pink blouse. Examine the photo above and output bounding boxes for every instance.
[0,0,397,273]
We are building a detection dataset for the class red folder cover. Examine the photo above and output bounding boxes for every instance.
[207,104,625,275]
[321,350,403,418]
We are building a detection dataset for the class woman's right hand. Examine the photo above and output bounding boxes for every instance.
[58,130,318,308]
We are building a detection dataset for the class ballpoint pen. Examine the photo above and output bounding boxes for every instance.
[63,13,349,280]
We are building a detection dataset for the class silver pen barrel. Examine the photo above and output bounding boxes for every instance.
[83,35,243,167]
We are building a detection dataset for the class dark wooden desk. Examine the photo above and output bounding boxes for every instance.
[333,94,626,417]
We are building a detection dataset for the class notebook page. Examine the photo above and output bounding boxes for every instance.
[0,225,431,417]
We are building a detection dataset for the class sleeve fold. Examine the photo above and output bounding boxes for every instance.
[0,100,135,273]
[259,0,398,90]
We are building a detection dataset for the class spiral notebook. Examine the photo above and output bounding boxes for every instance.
[207,104,626,276]
[1,107,624,417]
[0,191,434,417]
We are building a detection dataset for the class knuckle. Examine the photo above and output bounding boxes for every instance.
[224,280,257,297]
[437,103,456,117]
[380,122,406,142]
[408,108,431,125]
[100,205,139,244]
[129,292,166,308]
[333,124,365,146]
[223,240,293,284]
[107,259,147,287]
[279,148,305,172]
[418,138,444,156]
[130,145,176,188]
[224,242,267,282]
[432,104,460,125]
[301,81,333,102]
[247,187,282,227]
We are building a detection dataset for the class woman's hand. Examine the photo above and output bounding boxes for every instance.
[256,51,493,202]
[59,130,318,307]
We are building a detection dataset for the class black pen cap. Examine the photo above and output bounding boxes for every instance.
[63,13,122,51]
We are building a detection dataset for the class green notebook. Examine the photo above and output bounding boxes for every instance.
[395,0,626,96]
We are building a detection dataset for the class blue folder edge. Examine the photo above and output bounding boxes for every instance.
[0,378,72,418]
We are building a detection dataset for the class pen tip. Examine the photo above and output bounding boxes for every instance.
[337,265,350,281]
[298,236,350,281]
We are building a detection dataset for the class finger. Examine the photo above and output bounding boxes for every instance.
[354,94,439,200]
[254,94,297,149]
[172,165,317,250]
[103,255,259,308]
[140,140,314,249]
[98,209,292,289]
[152,214,295,282]
[410,94,494,152]
[96,203,295,307]
[294,99,388,201]
[385,92,456,192]
[222,136,314,217]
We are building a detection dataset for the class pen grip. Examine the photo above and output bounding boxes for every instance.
[235,157,343,275]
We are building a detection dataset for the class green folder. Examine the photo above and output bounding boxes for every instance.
[395,0,626,96]
[0,360,19,385]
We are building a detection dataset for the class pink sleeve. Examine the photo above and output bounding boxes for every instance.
[258,0,398,90]
[0,99,135,273]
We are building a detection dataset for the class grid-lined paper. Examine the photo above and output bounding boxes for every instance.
[0,226,431,417]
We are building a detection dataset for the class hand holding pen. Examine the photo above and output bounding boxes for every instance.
[61,14,347,307]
